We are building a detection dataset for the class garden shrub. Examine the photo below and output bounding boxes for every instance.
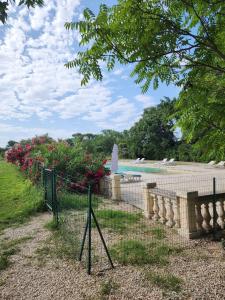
[5,135,110,191]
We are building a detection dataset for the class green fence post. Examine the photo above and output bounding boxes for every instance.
[52,169,59,227]
[87,184,92,275]
[213,177,216,240]
[79,183,114,273]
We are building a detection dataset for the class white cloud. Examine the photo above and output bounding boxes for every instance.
[113,68,123,76]
[134,94,156,108]
[0,0,145,143]
[0,122,74,147]
[83,96,136,129]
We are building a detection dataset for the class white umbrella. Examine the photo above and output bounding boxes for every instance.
[111,144,118,173]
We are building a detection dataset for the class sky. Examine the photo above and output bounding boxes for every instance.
[0,0,180,147]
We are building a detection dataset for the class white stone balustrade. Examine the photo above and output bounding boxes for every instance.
[143,183,225,239]
[106,177,225,239]
[111,174,121,201]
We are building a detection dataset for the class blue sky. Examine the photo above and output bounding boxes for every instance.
[0,0,179,147]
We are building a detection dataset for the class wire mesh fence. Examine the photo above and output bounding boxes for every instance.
[42,170,225,274]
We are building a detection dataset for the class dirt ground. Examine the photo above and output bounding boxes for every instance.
[0,212,225,300]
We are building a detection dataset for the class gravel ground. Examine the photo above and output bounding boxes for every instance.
[0,213,225,300]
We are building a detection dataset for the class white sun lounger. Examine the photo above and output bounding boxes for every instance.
[118,173,142,182]
[124,174,142,182]
[214,161,225,168]
[160,158,168,164]
[207,161,216,167]
[164,158,176,165]
[154,158,167,165]
[134,158,140,164]
[139,158,145,163]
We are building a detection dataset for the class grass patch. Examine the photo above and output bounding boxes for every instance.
[110,240,183,266]
[37,219,80,265]
[0,161,44,231]
[52,222,80,259]
[44,219,59,231]
[34,245,52,267]
[100,279,119,299]
[0,255,10,271]
[0,278,6,286]
[58,191,100,211]
[0,236,32,271]
[1,236,32,250]
[149,227,166,240]
[95,209,142,233]
[146,271,183,292]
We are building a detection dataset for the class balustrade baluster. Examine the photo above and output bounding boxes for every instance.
[217,199,225,229]
[173,198,180,228]
[153,194,159,221]
[195,203,203,232]
[202,203,212,233]
[158,196,166,224]
[165,197,175,227]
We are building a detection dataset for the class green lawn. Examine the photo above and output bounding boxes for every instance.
[0,161,44,231]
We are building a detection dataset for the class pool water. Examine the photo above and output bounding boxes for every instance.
[106,164,161,173]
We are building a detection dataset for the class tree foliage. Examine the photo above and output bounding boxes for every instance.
[127,98,177,159]
[0,0,44,24]
[65,0,225,90]
[6,140,17,149]
[67,99,178,160]
[176,68,225,160]
[65,0,225,157]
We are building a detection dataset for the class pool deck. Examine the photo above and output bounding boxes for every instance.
[110,160,225,209]
[117,159,225,177]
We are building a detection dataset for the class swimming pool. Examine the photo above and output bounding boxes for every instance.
[106,164,161,173]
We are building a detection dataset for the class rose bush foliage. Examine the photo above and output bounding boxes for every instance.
[5,135,110,191]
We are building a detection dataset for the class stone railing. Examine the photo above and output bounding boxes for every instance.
[100,176,225,239]
[143,183,225,239]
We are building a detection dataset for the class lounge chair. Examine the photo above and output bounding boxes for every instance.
[214,161,225,168]
[161,158,168,164]
[139,158,145,163]
[154,158,167,165]
[134,158,140,164]
[207,161,216,167]
[164,158,176,166]
[123,174,142,182]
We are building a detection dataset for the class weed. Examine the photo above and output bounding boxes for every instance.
[150,227,166,239]
[35,246,51,256]
[100,279,119,298]
[0,255,9,271]
[1,236,33,250]
[34,245,52,267]
[38,219,80,263]
[0,236,33,271]
[0,278,6,286]
[44,220,59,231]
[146,271,183,292]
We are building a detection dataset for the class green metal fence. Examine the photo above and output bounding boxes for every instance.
[43,168,58,223]
[42,168,113,274]
[42,168,225,275]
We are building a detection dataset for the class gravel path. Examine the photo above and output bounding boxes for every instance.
[0,213,225,300]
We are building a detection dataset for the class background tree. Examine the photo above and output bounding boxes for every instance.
[65,0,225,158]
[127,98,177,159]
[0,147,5,158]
[6,140,17,149]
[0,0,44,24]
